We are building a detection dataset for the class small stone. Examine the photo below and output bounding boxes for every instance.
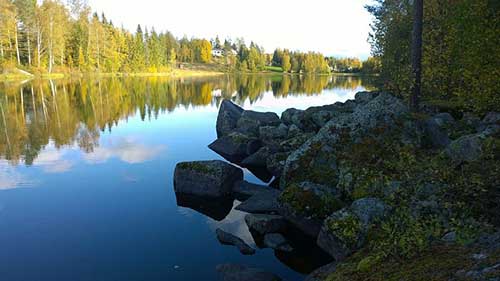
[263,233,293,252]
[215,228,255,255]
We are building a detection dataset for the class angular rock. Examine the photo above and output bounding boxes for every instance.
[233,180,270,201]
[281,108,305,129]
[316,209,361,261]
[216,264,282,281]
[317,198,388,260]
[245,214,287,234]
[259,124,288,143]
[432,112,455,128]
[241,147,272,168]
[235,190,281,214]
[266,152,290,177]
[287,124,302,138]
[278,204,324,239]
[350,198,388,226]
[445,133,484,164]
[174,160,243,197]
[482,112,500,125]
[263,233,293,252]
[237,110,281,136]
[216,100,244,138]
[209,132,256,163]
[354,91,379,104]
[215,228,255,255]
[421,118,451,149]
[279,133,313,152]
[281,93,408,190]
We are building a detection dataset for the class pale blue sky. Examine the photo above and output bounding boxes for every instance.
[88,0,375,58]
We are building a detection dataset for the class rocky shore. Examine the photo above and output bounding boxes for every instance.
[174,92,499,281]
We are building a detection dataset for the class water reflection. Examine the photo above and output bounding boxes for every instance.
[83,136,165,164]
[0,75,375,167]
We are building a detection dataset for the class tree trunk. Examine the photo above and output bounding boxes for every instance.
[410,0,424,112]
[15,23,21,65]
[27,31,32,66]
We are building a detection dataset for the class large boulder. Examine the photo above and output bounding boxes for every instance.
[245,214,288,234]
[281,93,409,190]
[216,264,282,281]
[445,133,484,165]
[216,100,244,138]
[236,110,281,136]
[266,152,290,177]
[432,112,455,128]
[259,124,288,143]
[215,228,255,255]
[482,112,500,125]
[208,132,257,163]
[316,198,388,260]
[281,108,305,129]
[174,160,243,197]
[241,146,273,168]
[421,118,451,149]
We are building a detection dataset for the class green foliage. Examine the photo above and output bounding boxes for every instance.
[279,183,344,218]
[366,0,500,113]
[326,211,363,248]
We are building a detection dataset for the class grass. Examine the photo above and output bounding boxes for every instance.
[265,65,284,72]
[0,68,224,82]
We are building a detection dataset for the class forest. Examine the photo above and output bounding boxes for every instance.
[0,0,380,76]
[366,0,499,113]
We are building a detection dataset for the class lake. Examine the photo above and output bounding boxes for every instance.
[0,74,375,281]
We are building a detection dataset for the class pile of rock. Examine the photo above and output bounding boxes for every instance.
[173,93,499,281]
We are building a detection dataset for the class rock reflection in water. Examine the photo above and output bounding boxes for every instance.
[175,193,234,221]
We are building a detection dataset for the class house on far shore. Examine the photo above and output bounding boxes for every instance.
[212,49,224,57]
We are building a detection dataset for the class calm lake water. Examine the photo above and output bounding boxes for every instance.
[0,74,375,281]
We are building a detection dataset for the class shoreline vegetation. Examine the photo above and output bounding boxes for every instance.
[0,65,376,82]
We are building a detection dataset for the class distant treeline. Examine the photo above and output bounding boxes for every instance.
[366,0,499,112]
[0,0,379,75]
[271,49,380,74]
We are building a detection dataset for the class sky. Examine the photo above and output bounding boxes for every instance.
[87,0,375,59]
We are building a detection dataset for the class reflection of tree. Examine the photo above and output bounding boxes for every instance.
[0,75,375,165]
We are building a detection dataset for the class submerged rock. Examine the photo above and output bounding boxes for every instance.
[216,264,282,281]
[216,100,244,138]
[174,160,243,197]
[235,190,281,214]
[245,214,287,234]
[232,180,270,201]
[263,233,293,252]
[215,228,255,255]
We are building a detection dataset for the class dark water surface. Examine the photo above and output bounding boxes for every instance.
[0,74,374,281]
